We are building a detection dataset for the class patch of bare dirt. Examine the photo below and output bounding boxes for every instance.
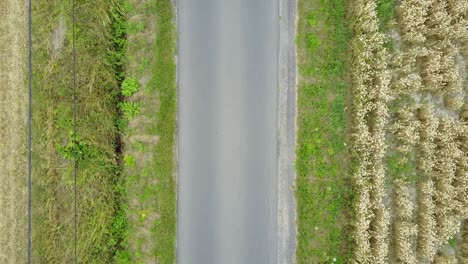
[0,0,28,262]
[51,16,66,59]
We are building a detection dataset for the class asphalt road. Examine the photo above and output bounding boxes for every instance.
[177,0,279,263]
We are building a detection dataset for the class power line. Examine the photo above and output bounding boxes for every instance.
[72,0,77,262]
[27,0,32,262]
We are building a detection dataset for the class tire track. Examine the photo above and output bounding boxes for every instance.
[0,0,28,262]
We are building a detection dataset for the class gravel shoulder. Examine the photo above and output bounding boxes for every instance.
[277,0,297,263]
[0,0,28,262]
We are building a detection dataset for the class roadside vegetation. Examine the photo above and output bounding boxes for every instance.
[30,0,176,263]
[116,0,177,263]
[31,1,125,262]
[295,0,353,262]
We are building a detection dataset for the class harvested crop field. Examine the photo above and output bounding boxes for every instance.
[296,0,468,262]
[350,0,467,262]
[0,0,28,262]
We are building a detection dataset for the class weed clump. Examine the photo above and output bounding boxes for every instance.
[119,101,140,119]
[123,154,136,168]
[121,77,139,96]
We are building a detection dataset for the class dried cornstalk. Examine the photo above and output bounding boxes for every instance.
[433,252,458,264]
[416,180,437,262]
[432,118,463,245]
[397,0,432,43]
[393,180,417,263]
[454,121,468,218]
[351,0,391,262]
[391,107,420,154]
[416,105,439,174]
[415,105,438,262]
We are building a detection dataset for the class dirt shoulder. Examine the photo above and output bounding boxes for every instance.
[0,0,28,262]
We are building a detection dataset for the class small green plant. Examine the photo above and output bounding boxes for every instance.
[130,21,145,33]
[110,206,130,263]
[124,154,136,168]
[139,210,149,222]
[115,117,128,133]
[56,131,97,161]
[114,250,131,264]
[121,77,140,96]
[307,33,321,53]
[119,101,141,119]
[307,13,317,26]
[134,142,148,152]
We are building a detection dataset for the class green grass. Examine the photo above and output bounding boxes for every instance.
[377,0,398,52]
[141,1,177,261]
[31,0,126,262]
[377,0,397,32]
[296,0,354,263]
[117,0,177,263]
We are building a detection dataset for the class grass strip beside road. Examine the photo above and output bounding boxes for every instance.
[295,0,354,263]
[115,0,177,263]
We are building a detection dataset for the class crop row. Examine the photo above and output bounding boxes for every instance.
[392,180,417,263]
[350,0,391,262]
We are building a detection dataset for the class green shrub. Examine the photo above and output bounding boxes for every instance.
[119,102,141,119]
[121,77,140,96]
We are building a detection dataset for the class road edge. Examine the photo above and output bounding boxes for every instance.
[172,0,180,261]
[277,0,297,263]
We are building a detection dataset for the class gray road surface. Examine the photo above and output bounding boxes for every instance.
[177,0,279,263]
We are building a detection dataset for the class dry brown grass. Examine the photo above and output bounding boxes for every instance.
[0,0,28,262]
[350,1,392,262]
